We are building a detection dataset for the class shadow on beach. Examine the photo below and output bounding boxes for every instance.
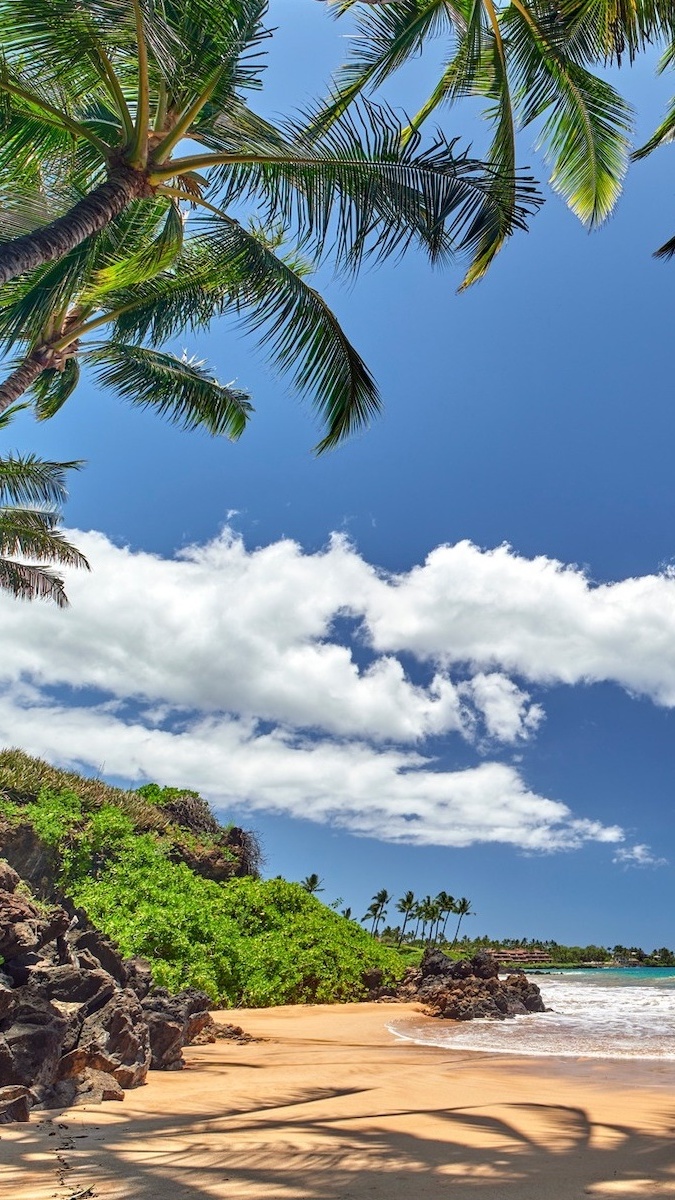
[3,1081,675,1200]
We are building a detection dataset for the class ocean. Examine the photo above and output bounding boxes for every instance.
[388,968,675,1060]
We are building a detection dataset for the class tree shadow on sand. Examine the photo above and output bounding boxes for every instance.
[3,1083,675,1199]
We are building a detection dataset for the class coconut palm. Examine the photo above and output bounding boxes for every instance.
[0,406,88,605]
[300,873,324,894]
[363,888,391,935]
[0,198,392,450]
[395,890,416,945]
[320,0,673,284]
[0,0,539,310]
[451,896,474,946]
[435,890,456,941]
[0,204,252,435]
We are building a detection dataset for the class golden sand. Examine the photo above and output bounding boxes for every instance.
[2,1002,674,1199]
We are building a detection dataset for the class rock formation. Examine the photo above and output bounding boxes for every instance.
[397,947,547,1019]
[0,864,212,1122]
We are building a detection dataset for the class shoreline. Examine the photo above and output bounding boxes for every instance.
[2,1002,675,1198]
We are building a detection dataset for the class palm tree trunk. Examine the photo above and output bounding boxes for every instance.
[0,352,47,413]
[0,166,149,286]
[396,913,409,947]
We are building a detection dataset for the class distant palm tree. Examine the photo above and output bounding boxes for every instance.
[0,406,88,606]
[436,891,456,942]
[423,898,442,945]
[451,898,475,946]
[300,873,324,894]
[396,890,416,946]
[411,901,424,943]
[363,888,390,936]
[341,906,352,920]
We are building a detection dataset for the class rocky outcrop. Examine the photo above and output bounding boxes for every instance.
[0,864,212,1120]
[141,988,213,1069]
[398,948,547,1020]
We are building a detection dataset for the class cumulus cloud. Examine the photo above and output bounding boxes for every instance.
[1,525,670,853]
[0,529,541,746]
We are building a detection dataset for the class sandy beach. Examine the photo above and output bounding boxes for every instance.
[2,1002,675,1200]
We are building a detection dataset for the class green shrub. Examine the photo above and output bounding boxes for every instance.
[1,775,405,1007]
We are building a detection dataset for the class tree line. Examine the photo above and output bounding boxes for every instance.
[301,877,474,947]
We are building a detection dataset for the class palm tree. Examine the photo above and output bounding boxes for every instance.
[341,906,352,920]
[300,873,324,894]
[0,0,538,311]
[436,891,456,942]
[395,890,416,946]
[411,900,424,943]
[0,406,88,605]
[0,200,385,450]
[361,901,380,933]
[321,0,673,283]
[451,897,474,946]
[363,888,391,935]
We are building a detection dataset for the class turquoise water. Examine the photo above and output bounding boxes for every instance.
[388,968,675,1059]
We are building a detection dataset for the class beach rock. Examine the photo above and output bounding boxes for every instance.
[0,821,60,898]
[190,1017,257,1045]
[0,865,221,1120]
[0,889,68,962]
[397,947,545,1021]
[77,989,151,1087]
[0,1084,32,1123]
[70,920,153,999]
[45,1068,124,1108]
[0,861,20,893]
[141,987,211,1069]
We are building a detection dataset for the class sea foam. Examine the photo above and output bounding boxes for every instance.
[388,970,675,1060]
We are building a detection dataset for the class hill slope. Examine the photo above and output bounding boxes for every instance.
[0,750,404,1005]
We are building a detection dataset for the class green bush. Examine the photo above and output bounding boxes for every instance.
[2,779,405,1006]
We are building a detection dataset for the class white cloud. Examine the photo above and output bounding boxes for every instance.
[0,529,538,746]
[0,689,624,852]
[612,844,668,868]
[2,524,671,853]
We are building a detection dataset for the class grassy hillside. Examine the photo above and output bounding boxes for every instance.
[0,751,404,1005]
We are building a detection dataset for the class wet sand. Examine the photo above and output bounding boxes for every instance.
[2,1002,675,1199]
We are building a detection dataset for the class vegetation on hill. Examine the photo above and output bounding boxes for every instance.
[0,750,404,1005]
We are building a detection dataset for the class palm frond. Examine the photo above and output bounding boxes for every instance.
[198,216,381,451]
[315,0,459,130]
[0,237,97,351]
[85,201,183,295]
[0,453,83,506]
[86,342,252,437]
[213,99,540,272]
[0,403,29,431]
[0,506,89,568]
[0,557,69,606]
[559,0,675,67]
[33,359,81,418]
[633,93,675,160]
[504,1,632,225]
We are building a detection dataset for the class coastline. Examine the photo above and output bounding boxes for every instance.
[2,1001,675,1199]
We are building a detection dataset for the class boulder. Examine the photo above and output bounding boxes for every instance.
[398,947,545,1021]
[77,989,151,1088]
[0,1084,32,1123]
[0,861,20,893]
[141,988,211,1069]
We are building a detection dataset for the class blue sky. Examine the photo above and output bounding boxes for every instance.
[2,1,675,948]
